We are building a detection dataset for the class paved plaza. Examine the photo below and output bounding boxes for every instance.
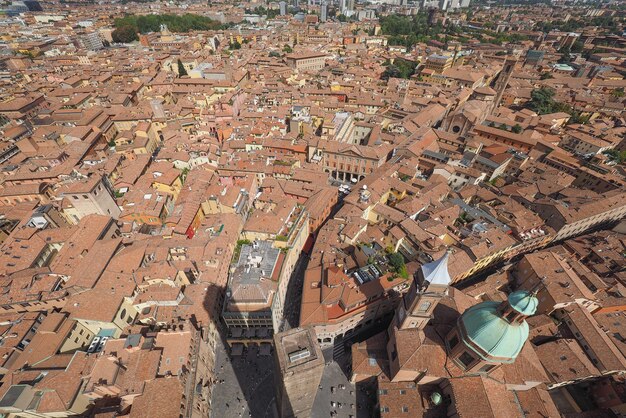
[211,341,278,418]
[210,238,377,418]
[211,335,376,418]
[311,348,375,418]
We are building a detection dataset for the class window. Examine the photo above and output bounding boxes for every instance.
[402,406,409,413]
[82,194,89,199]
[448,334,459,350]
[380,406,389,413]
[120,308,127,319]
[369,358,377,366]
[418,301,431,312]
[458,351,475,368]
[379,389,388,395]
[399,390,406,395]
[478,364,495,373]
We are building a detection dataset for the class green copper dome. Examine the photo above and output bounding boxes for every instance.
[459,301,529,363]
[430,392,443,406]
[508,290,538,316]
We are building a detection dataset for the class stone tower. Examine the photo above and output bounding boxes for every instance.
[394,251,452,331]
[491,57,517,114]
[273,326,324,418]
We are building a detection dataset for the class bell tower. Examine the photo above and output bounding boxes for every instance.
[386,251,453,382]
[491,57,517,115]
[394,251,452,331]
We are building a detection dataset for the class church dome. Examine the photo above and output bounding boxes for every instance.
[508,290,538,316]
[459,301,529,363]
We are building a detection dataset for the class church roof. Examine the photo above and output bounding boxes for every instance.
[460,301,529,363]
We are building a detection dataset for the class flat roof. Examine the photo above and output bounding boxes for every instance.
[274,327,323,372]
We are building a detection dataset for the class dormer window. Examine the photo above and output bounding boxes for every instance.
[458,351,475,368]
[479,364,496,373]
[448,334,459,350]
[505,310,518,323]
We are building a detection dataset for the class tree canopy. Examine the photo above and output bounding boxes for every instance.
[111,25,138,43]
[387,252,409,279]
[245,6,280,19]
[536,16,621,35]
[378,13,525,50]
[526,87,589,124]
[177,59,188,77]
[114,13,225,34]
[379,13,446,49]
[381,58,417,80]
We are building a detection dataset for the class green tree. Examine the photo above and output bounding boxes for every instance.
[511,124,522,134]
[283,44,292,53]
[229,40,241,50]
[527,87,556,115]
[381,58,417,80]
[611,88,624,99]
[387,252,408,279]
[526,87,587,124]
[388,252,404,271]
[111,25,138,43]
[381,65,401,80]
[570,40,584,53]
[269,51,281,58]
[604,149,626,164]
[558,54,571,64]
[177,59,188,77]
[114,13,225,34]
